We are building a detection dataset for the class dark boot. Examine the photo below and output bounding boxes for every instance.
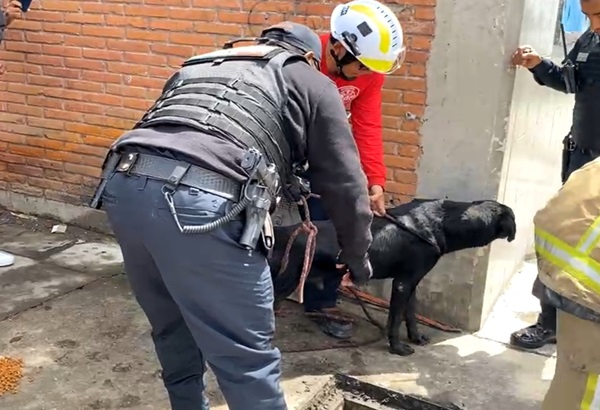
[303,275,353,340]
[306,307,354,340]
[510,302,557,349]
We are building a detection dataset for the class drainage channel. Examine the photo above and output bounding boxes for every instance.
[302,374,465,410]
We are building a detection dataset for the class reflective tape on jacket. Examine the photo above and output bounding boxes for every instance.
[581,372,600,410]
[535,216,600,296]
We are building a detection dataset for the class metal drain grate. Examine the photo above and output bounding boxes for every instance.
[302,374,464,410]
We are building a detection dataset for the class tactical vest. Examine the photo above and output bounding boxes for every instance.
[571,31,600,150]
[534,157,600,318]
[134,44,309,190]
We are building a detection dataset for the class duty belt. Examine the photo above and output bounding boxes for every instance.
[114,152,242,200]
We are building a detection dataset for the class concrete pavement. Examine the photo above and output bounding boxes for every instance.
[0,209,554,409]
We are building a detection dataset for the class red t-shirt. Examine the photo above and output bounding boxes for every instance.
[319,34,386,188]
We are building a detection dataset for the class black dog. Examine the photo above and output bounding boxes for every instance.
[269,199,516,356]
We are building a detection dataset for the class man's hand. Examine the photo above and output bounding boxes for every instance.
[369,185,386,217]
[4,0,22,26]
[336,263,355,288]
[511,45,542,69]
[336,252,372,287]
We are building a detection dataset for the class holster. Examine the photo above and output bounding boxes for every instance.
[89,150,122,210]
[563,62,578,94]
[561,134,575,184]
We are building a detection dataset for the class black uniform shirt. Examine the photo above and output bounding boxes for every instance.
[530,30,600,150]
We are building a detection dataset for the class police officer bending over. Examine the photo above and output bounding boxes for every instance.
[90,22,373,410]
[510,0,600,351]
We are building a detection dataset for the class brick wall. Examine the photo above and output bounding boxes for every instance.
[0,0,434,207]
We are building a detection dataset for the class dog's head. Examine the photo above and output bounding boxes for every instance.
[470,200,517,242]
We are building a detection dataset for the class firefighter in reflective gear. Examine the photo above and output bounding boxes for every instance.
[510,1,600,350]
[90,22,374,410]
[533,157,600,410]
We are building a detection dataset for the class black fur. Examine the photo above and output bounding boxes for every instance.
[269,199,517,356]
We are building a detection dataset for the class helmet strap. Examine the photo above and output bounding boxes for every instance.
[330,49,357,81]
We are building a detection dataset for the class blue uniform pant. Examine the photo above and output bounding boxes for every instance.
[102,171,287,410]
[302,195,343,312]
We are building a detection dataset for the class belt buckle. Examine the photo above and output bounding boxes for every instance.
[116,153,139,174]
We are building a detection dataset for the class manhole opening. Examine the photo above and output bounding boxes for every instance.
[303,374,463,410]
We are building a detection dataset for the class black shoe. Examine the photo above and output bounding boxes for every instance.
[510,323,556,349]
[306,308,354,340]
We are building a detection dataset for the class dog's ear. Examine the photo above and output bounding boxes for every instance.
[498,207,517,242]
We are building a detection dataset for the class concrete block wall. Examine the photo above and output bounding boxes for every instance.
[411,0,568,331]
[0,0,437,208]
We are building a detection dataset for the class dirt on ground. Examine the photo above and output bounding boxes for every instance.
[0,206,107,244]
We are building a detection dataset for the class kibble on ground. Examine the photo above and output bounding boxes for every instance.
[0,356,24,397]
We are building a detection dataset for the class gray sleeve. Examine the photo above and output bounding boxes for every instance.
[306,80,373,280]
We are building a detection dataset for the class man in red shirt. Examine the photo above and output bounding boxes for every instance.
[303,0,406,339]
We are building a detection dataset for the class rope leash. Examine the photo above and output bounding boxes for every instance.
[278,195,319,305]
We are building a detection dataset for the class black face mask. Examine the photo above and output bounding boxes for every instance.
[330,49,358,81]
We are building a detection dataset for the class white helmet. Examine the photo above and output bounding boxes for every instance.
[330,0,406,74]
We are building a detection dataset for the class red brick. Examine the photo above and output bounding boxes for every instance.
[26,54,65,67]
[386,182,417,196]
[12,20,43,31]
[28,75,64,88]
[394,170,418,184]
[384,155,417,170]
[105,15,147,28]
[26,10,65,22]
[28,177,65,191]
[81,3,125,14]
[403,91,427,105]
[39,1,81,12]
[43,23,82,35]
[0,172,27,183]
[10,183,44,197]
[415,6,436,20]
[127,29,170,42]
[124,5,170,18]
[42,45,83,58]
[9,144,46,158]
[45,189,82,204]
[107,39,151,53]
[64,13,106,24]
[82,48,123,61]
[64,163,102,178]
[151,19,194,31]
[4,41,43,53]
[170,32,216,47]
[82,25,125,39]
[0,132,26,145]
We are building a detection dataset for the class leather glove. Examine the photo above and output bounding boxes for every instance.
[336,252,373,286]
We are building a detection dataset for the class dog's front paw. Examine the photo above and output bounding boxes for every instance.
[408,333,431,346]
[389,342,415,356]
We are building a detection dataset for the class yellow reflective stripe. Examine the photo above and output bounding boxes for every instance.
[578,216,600,255]
[581,373,600,409]
[535,228,600,295]
[349,4,390,54]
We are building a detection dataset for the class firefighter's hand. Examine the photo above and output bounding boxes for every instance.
[5,0,23,26]
[369,185,386,217]
[511,45,542,69]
